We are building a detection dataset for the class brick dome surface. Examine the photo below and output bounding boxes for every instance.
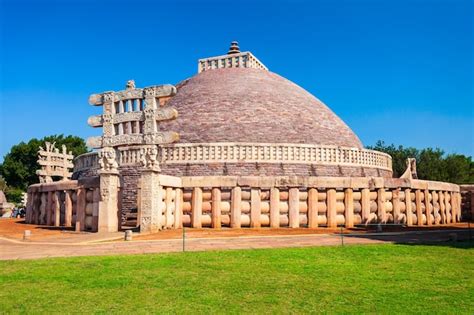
[161,68,363,148]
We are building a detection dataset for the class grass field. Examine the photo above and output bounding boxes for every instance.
[0,243,473,314]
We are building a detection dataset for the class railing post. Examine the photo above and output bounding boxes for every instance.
[76,188,86,231]
[174,188,183,229]
[344,188,354,228]
[211,187,221,229]
[231,187,242,228]
[53,191,61,227]
[361,188,370,224]
[250,188,261,228]
[289,188,300,228]
[405,189,413,226]
[392,188,400,224]
[308,188,318,228]
[270,187,280,228]
[327,189,337,228]
[65,190,73,227]
[191,187,203,228]
[424,190,432,226]
[377,188,386,223]
[415,190,423,226]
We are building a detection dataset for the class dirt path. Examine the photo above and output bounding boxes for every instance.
[0,229,471,260]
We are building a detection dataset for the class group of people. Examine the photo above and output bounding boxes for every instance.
[10,207,25,218]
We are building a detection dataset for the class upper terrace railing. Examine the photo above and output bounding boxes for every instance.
[73,143,392,173]
[198,51,268,73]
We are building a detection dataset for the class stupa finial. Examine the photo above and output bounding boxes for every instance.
[227,41,240,55]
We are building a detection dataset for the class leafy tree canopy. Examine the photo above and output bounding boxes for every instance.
[367,140,474,184]
[0,135,88,192]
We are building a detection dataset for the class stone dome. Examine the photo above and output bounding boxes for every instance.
[161,68,363,148]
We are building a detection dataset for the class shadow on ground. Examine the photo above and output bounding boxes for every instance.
[341,225,474,249]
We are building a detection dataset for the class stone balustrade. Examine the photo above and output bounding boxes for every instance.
[73,152,99,173]
[160,143,392,170]
[139,175,461,231]
[198,51,268,73]
[73,143,392,173]
[26,177,104,232]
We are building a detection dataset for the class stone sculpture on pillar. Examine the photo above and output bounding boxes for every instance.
[140,145,160,171]
[98,147,119,172]
[139,145,165,233]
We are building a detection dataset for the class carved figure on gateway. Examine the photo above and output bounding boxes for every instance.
[98,147,118,172]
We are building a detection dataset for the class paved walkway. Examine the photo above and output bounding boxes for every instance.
[0,229,471,260]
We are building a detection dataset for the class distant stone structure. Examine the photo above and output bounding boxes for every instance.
[26,42,463,233]
[0,190,14,217]
[36,142,73,183]
[401,158,418,179]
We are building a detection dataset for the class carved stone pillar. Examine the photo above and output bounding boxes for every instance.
[97,147,120,233]
[138,144,165,233]
[139,168,163,233]
[98,171,120,232]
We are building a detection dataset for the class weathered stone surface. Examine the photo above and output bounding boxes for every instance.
[36,142,73,183]
[162,68,363,148]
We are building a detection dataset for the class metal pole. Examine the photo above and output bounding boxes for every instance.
[182,226,186,252]
[468,221,472,243]
[340,225,344,246]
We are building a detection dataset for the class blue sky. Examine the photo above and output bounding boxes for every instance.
[0,0,472,161]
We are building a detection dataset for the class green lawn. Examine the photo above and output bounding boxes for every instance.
[0,243,473,314]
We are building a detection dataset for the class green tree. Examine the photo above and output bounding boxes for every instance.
[0,135,88,191]
[417,148,447,181]
[443,154,474,184]
[0,175,7,192]
[367,141,474,184]
[368,141,418,177]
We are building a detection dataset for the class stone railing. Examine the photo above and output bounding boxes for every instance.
[138,175,461,231]
[73,143,393,173]
[26,177,102,232]
[73,152,99,173]
[198,51,268,73]
[160,143,393,170]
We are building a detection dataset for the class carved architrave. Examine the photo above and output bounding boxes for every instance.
[86,82,180,166]
[36,142,74,182]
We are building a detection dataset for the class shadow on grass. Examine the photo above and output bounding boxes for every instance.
[340,225,474,249]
